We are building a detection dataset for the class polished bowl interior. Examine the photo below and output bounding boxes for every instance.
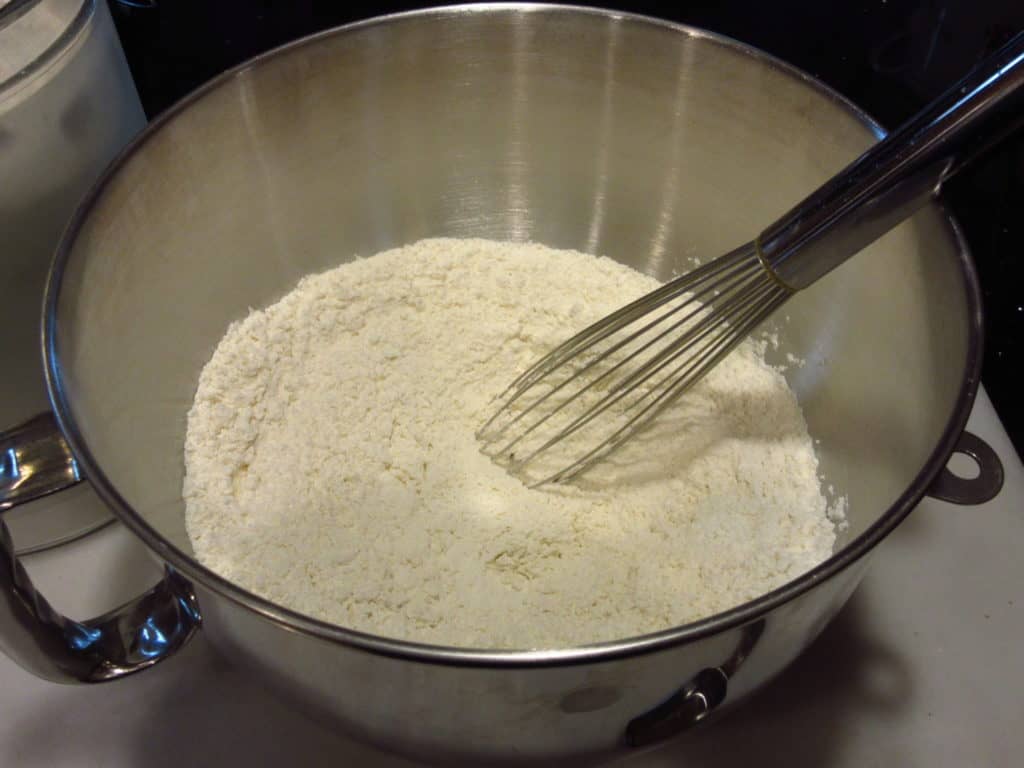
[48,0,972,717]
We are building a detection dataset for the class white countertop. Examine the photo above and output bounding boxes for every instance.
[1,386,1021,767]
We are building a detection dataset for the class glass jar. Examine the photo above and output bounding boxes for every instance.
[1,0,146,551]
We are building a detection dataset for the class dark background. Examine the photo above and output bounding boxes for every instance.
[107,0,1024,458]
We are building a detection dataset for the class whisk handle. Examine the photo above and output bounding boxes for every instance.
[759,31,1024,291]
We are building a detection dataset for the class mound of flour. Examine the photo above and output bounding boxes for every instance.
[184,238,837,649]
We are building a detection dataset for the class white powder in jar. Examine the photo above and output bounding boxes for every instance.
[183,238,838,649]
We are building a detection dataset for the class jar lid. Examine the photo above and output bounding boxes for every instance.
[0,0,90,97]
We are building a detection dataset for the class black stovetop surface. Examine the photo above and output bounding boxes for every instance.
[107,0,1024,458]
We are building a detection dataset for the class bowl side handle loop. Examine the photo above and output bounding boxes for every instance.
[0,411,200,683]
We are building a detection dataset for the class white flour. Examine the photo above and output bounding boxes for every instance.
[184,238,837,649]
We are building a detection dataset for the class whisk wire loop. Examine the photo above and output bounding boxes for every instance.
[478,244,793,484]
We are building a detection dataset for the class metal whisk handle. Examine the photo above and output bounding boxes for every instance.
[759,31,1024,291]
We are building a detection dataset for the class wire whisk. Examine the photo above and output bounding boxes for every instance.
[478,31,1024,485]
[477,246,790,485]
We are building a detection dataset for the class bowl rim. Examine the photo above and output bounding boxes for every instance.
[42,2,983,668]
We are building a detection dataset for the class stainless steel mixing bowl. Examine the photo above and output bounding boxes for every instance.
[0,4,1004,763]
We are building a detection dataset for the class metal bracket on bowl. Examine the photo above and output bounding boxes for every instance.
[926,430,1004,505]
[0,412,82,512]
[1,412,112,554]
[625,619,765,748]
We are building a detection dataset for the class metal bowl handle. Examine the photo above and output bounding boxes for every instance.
[626,620,765,747]
[0,412,200,683]
[926,430,1004,505]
